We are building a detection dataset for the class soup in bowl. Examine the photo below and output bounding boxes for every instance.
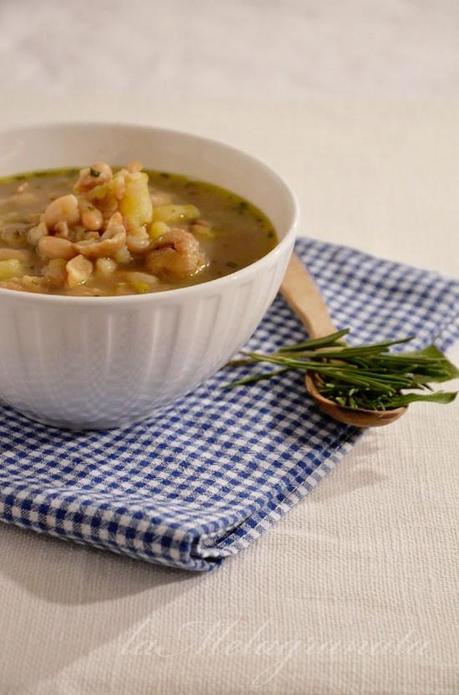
[0,123,298,429]
[0,163,277,296]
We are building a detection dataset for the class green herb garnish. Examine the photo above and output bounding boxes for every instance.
[89,168,101,178]
[226,330,458,411]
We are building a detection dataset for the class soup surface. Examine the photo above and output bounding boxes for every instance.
[0,162,277,296]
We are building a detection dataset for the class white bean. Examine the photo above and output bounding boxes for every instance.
[44,194,80,230]
[66,255,93,287]
[39,236,77,260]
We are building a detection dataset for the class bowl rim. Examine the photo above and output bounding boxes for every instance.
[0,121,299,304]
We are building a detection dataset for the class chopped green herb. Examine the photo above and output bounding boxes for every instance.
[235,201,248,215]
[89,168,101,178]
[225,261,239,269]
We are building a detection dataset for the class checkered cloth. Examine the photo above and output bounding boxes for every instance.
[0,238,458,572]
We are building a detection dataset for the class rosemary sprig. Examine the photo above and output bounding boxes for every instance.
[225,331,458,411]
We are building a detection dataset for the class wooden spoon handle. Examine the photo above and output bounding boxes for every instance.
[280,252,336,339]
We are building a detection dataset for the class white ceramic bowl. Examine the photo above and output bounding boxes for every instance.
[0,123,298,429]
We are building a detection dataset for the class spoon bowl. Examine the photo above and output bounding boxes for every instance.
[281,253,408,428]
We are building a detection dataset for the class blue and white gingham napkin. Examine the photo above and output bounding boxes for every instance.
[0,238,458,571]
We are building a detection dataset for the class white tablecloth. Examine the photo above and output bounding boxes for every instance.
[0,2,458,693]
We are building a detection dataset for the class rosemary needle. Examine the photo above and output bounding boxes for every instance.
[225,330,458,411]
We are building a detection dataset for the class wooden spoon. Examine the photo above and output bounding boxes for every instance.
[280,253,407,427]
